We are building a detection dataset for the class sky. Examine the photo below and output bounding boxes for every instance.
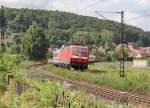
[0,0,150,31]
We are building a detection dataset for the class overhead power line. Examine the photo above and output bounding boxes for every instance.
[95,11,110,20]
[96,10,121,14]
[95,10,125,78]
[95,11,119,28]
[76,0,105,12]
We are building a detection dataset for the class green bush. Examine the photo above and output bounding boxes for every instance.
[4,79,107,108]
[47,50,53,59]
[91,50,105,57]
[0,53,17,90]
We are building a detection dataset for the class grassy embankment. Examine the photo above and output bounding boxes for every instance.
[45,62,150,96]
[1,60,112,108]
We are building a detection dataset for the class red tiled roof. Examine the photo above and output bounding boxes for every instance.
[48,48,58,51]
[128,45,150,57]
[97,47,106,52]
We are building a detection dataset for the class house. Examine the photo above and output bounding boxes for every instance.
[128,44,150,58]
[140,47,150,57]
[96,47,106,53]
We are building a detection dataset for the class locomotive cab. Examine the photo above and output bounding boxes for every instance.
[52,45,89,71]
[70,46,89,70]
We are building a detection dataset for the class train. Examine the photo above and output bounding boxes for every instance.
[52,45,89,70]
[89,55,103,63]
[89,55,96,63]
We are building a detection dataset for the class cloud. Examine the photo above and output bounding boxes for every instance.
[0,0,51,9]
[124,11,142,27]
[0,0,150,31]
[135,0,149,7]
[112,0,121,4]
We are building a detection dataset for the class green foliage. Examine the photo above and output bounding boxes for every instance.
[10,33,23,54]
[0,45,25,90]
[22,22,49,60]
[71,31,93,46]
[143,32,150,47]
[100,29,114,50]
[115,45,129,60]
[91,50,105,57]
[0,58,108,107]
[19,80,60,107]
[6,90,19,108]
[4,8,150,47]
[46,29,71,48]
[45,64,150,95]
[47,50,53,59]
[144,57,150,61]
[4,78,107,108]
[0,52,17,90]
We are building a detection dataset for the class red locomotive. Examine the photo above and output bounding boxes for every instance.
[52,45,89,70]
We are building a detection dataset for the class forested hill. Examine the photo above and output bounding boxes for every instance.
[4,8,150,47]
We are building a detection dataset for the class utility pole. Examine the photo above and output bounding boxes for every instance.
[95,10,125,78]
[120,11,125,78]
[0,5,5,52]
[0,5,13,84]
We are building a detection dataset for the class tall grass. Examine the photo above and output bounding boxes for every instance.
[45,63,150,95]
[0,60,110,108]
[2,78,108,108]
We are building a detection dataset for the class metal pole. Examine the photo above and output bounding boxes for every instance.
[95,10,125,77]
[0,5,5,51]
[0,6,5,78]
[120,11,125,78]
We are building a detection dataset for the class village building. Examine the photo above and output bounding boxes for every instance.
[128,43,150,67]
[128,44,150,58]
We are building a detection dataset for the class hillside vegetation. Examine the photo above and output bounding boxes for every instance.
[4,8,150,48]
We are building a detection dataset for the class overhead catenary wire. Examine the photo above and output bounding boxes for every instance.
[96,10,150,26]
[96,10,121,14]
[75,0,105,12]
[95,10,125,77]
[95,11,120,28]
[95,11,110,20]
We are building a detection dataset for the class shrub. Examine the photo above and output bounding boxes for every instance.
[47,50,53,59]
[92,50,105,57]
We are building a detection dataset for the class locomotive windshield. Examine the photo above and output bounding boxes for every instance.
[73,48,88,56]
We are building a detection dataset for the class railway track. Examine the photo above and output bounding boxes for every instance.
[31,63,150,107]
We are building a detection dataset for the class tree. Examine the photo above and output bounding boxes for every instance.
[46,29,71,48]
[100,29,114,50]
[136,32,150,47]
[90,32,102,48]
[10,33,22,53]
[71,31,93,47]
[22,22,48,60]
[91,50,105,57]
[115,45,129,60]
[4,8,149,47]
